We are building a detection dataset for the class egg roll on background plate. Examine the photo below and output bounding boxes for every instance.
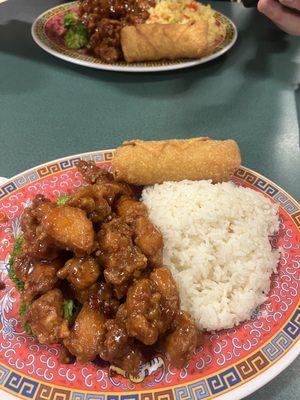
[112,138,241,185]
[121,21,208,63]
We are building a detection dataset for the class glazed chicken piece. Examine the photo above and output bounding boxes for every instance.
[115,195,148,220]
[57,257,101,290]
[24,258,64,302]
[164,311,198,368]
[20,195,60,260]
[99,308,144,375]
[67,282,101,304]
[77,160,113,184]
[116,196,163,268]
[89,18,123,62]
[77,160,136,205]
[88,281,119,318]
[20,195,50,243]
[33,202,94,254]
[123,278,167,345]
[98,217,132,253]
[68,185,111,223]
[96,181,135,206]
[64,302,107,363]
[97,218,147,297]
[134,216,163,268]
[123,267,180,345]
[13,253,33,283]
[150,267,180,326]
[24,289,69,344]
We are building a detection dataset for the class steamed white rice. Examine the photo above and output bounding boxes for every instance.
[142,180,280,331]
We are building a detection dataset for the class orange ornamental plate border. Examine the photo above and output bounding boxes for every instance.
[31,2,238,72]
[0,149,299,400]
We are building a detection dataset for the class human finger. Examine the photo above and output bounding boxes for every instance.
[258,0,300,35]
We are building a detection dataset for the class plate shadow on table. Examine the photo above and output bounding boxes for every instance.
[0,19,236,98]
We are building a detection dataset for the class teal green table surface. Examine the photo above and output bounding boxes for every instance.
[0,1,299,399]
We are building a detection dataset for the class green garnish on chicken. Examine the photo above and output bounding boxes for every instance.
[64,299,82,324]
[8,235,24,291]
[19,298,33,334]
[63,12,89,50]
[56,194,70,206]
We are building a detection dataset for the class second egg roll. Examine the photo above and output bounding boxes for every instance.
[121,22,208,63]
[112,138,241,185]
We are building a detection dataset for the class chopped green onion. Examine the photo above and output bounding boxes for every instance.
[8,235,24,291]
[64,299,74,322]
[56,194,70,206]
[19,298,33,335]
[64,299,82,324]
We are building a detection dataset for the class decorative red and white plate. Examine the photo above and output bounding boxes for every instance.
[31,2,237,73]
[0,150,299,400]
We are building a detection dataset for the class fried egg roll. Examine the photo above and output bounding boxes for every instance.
[112,138,241,185]
[121,22,208,63]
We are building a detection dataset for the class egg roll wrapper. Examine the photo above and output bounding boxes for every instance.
[121,22,208,63]
[112,138,241,185]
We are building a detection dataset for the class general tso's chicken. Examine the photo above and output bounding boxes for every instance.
[12,159,200,374]
[99,314,144,375]
[57,257,101,290]
[164,311,198,368]
[68,186,111,223]
[24,258,63,302]
[24,289,69,344]
[123,278,166,345]
[33,203,94,254]
[116,196,163,268]
[64,303,107,363]
[150,267,179,326]
[97,218,147,297]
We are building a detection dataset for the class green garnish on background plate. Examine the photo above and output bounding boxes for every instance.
[63,12,89,50]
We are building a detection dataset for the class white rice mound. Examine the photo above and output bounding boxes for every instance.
[142,180,280,331]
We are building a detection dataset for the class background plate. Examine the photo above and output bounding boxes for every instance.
[31,1,238,73]
[0,150,299,400]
